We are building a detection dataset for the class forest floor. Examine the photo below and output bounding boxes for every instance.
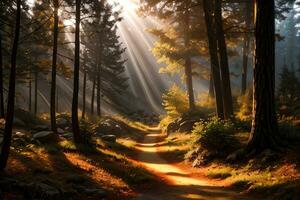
[129,128,252,200]
[1,115,299,200]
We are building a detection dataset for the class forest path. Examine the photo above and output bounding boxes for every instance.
[131,129,252,200]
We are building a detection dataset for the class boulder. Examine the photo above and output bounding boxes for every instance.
[101,135,117,143]
[226,149,246,162]
[178,120,197,132]
[96,119,125,135]
[33,131,54,142]
[61,132,73,139]
[167,121,180,134]
[57,128,64,134]
[56,118,69,128]
[32,125,50,132]
[13,117,26,127]
[15,131,26,137]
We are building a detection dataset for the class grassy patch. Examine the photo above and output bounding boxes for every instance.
[205,168,232,179]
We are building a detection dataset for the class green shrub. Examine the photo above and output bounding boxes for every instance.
[237,89,253,121]
[192,118,239,155]
[162,84,189,118]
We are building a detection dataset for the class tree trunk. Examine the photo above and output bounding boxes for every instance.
[185,58,195,111]
[91,74,96,116]
[56,86,58,112]
[214,0,233,119]
[209,74,215,98]
[34,71,38,116]
[184,6,195,111]
[28,73,32,112]
[50,0,59,133]
[72,0,82,143]
[247,0,280,152]
[96,65,101,117]
[241,1,252,94]
[82,66,86,119]
[0,31,5,118]
[203,0,224,119]
[0,0,21,170]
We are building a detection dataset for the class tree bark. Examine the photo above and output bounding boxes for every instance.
[0,31,5,118]
[82,66,86,119]
[0,0,21,170]
[209,74,215,98]
[214,0,234,119]
[91,74,96,116]
[203,0,224,119]
[28,73,32,112]
[72,0,82,143]
[50,0,59,133]
[241,1,252,94]
[34,71,38,116]
[96,66,101,117]
[184,6,195,111]
[247,0,280,152]
[185,57,195,111]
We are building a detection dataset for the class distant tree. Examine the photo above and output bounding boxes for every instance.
[0,28,4,118]
[214,0,233,119]
[140,0,205,111]
[241,1,253,95]
[50,0,59,133]
[202,0,224,119]
[247,0,280,152]
[278,64,299,99]
[81,1,127,117]
[72,0,83,143]
[81,52,88,120]
[0,0,21,170]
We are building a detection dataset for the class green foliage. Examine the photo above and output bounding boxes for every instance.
[206,169,232,179]
[162,84,189,118]
[278,66,300,99]
[237,88,253,121]
[277,66,300,116]
[81,1,128,107]
[192,118,239,154]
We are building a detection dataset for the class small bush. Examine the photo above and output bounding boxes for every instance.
[162,84,189,118]
[206,169,232,179]
[237,89,253,121]
[192,118,239,155]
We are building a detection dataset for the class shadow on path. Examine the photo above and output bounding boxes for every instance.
[131,130,252,200]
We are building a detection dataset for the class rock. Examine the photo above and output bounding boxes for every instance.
[167,121,180,134]
[178,120,197,132]
[83,188,106,197]
[32,125,50,132]
[56,118,69,128]
[95,119,125,135]
[13,117,26,127]
[15,131,26,137]
[33,131,54,142]
[226,149,246,162]
[101,135,117,143]
[57,128,64,134]
[61,132,73,139]
[192,151,214,167]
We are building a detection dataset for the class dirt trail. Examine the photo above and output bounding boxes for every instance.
[132,130,251,200]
